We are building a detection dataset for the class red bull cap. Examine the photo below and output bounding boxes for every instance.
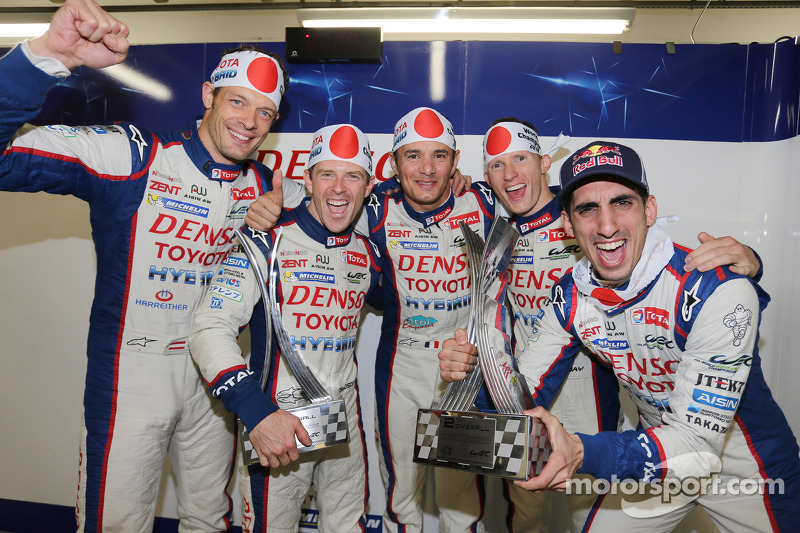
[558,140,648,207]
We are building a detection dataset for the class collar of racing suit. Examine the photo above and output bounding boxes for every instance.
[512,187,562,235]
[288,199,355,248]
[180,117,250,183]
[399,189,456,229]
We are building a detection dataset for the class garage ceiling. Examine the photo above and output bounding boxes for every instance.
[2,0,800,12]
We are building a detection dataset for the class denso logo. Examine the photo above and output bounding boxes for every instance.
[630,307,669,330]
[342,250,368,267]
[230,187,256,200]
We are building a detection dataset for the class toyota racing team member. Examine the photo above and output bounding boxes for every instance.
[479,118,763,532]
[440,141,799,532]
[483,119,618,532]
[190,124,379,532]
[366,107,495,532]
[0,1,303,530]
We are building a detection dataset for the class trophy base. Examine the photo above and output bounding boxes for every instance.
[413,408,550,480]
[240,400,349,466]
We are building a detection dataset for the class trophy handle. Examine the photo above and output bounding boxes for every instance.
[267,230,333,403]
[234,227,273,392]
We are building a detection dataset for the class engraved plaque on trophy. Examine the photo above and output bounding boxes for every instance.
[235,228,349,467]
[413,219,551,480]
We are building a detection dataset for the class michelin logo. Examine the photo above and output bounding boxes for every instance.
[148,194,209,218]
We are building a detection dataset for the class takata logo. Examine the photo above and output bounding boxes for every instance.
[630,307,669,330]
[155,289,173,302]
[342,250,368,267]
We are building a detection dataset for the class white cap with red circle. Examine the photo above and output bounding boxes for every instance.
[307,124,373,175]
[392,107,456,152]
[209,50,285,108]
[483,121,570,167]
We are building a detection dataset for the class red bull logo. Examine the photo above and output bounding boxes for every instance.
[573,144,621,163]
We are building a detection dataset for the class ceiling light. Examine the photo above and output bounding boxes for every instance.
[298,7,634,36]
[0,23,50,39]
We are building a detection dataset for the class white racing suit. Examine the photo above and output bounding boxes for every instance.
[190,200,380,533]
[365,184,496,532]
[502,195,620,532]
[521,236,800,532]
[0,43,305,532]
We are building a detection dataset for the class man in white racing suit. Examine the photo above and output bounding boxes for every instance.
[482,119,619,532]
[440,140,799,532]
[190,124,379,532]
[480,118,762,532]
[0,1,304,530]
[366,107,496,533]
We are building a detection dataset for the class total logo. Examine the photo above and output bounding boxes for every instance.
[211,168,239,181]
[630,307,669,330]
[155,289,174,302]
[537,228,569,243]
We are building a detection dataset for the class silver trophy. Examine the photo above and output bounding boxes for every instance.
[413,219,551,480]
[235,228,349,467]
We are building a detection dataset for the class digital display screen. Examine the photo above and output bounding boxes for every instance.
[286,27,382,63]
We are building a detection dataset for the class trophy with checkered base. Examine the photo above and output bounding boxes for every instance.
[413,219,551,480]
[235,228,349,467]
